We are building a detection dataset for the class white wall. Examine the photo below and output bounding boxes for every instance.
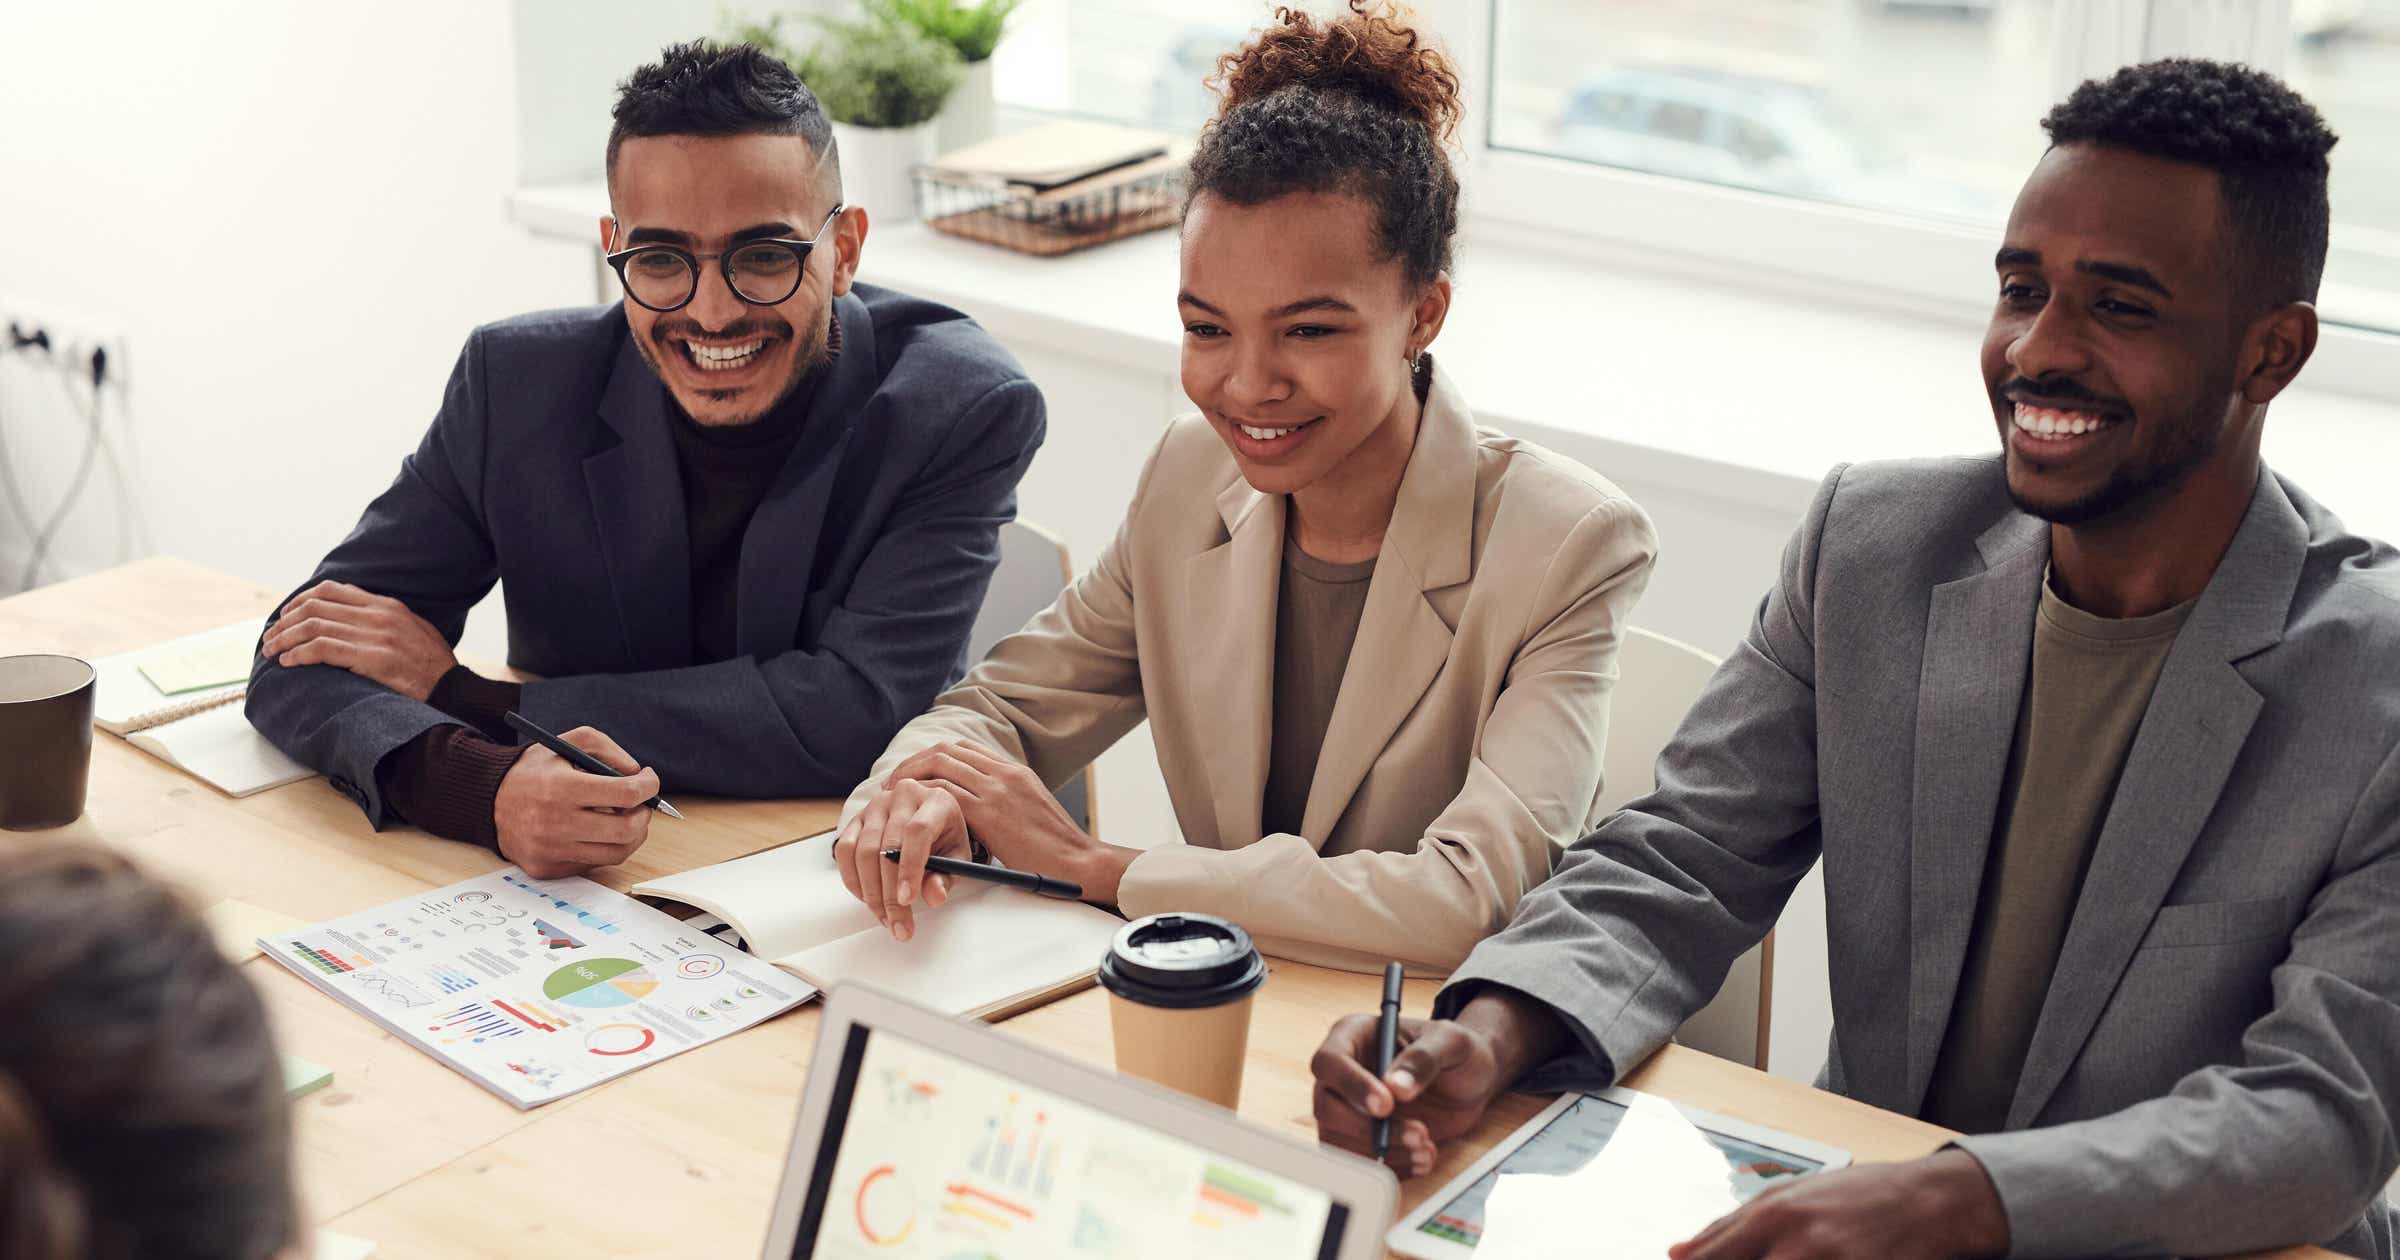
[0,2,592,645]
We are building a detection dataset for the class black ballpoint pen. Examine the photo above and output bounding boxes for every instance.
[502,711,685,820]
[1375,960,1403,1160]
[879,848,1083,899]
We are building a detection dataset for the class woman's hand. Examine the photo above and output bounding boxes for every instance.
[832,779,969,941]
[884,741,1142,905]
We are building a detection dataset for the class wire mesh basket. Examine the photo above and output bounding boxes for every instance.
[914,154,1184,257]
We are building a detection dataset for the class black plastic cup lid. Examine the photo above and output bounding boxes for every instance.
[1096,912,1266,1009]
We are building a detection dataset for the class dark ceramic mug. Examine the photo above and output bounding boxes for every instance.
[0,654,97,830]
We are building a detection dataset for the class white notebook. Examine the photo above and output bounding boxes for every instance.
[92,621,313,797]
[632,831,1122,1021]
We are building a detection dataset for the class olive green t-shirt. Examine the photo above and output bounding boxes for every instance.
[1920,576,2197,1134]
[1260,532,1378,840]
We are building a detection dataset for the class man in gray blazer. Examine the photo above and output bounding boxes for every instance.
[246,43,1043,879]
[1313,60,2400,1260]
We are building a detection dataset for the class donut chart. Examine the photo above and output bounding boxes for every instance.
[541,958,660,1010]
[583,1023,657,1056]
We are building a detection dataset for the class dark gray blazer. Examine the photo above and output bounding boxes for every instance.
[247,284,1045,824]
[1444,457,2400,1258]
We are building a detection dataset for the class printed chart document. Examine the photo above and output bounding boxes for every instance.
[92,620,311,796]
[632,831,1123,1021]
[260,870,810,1109]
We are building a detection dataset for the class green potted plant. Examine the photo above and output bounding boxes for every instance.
[866,0,1022,151]
[729,12,963,225]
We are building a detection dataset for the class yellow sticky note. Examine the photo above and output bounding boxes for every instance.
[315,1229,376,1260]
[283,1055,334,1100]
[137,635,255,695]
[204,898,306,963]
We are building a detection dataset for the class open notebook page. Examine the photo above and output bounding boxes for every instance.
[630,831,889,960]
[776,885,1120,1018]
[92,620,257,732]
[127,702,311,797]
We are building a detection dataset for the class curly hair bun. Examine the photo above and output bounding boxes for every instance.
[1213,2,1462,143]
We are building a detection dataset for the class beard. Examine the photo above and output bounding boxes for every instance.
[2005,413,2221,526]
[634,297,834,426]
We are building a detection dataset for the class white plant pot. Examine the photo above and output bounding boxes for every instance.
[832,120,938,227]
[936,58,997,156]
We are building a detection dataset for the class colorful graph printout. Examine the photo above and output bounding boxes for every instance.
[259,870,807,1108]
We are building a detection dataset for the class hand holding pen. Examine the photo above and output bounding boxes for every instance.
[490,712,678,880]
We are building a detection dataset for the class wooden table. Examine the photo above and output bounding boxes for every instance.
[2,558,2333,1259]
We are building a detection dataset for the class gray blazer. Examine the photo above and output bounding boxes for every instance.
[247,285,1044,825]
[1442,457,2400,1258]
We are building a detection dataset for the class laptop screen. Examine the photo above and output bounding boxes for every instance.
[787,1024,1352,1259]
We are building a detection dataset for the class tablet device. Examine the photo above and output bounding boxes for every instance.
[1387,1086,1852,1259]
[762,982,1399,1260]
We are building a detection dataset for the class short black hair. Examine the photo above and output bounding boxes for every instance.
[2041,57,2337,306]
[607,40,837,193]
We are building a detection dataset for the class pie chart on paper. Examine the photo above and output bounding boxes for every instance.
[542,958,661,1010]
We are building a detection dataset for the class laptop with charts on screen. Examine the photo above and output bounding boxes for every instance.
[760,983,1397,1260]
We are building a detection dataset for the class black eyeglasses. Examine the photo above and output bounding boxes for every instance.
[604,205,846,312]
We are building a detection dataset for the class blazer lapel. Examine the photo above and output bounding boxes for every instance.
[2005,470,2302,1126]
[734,294,872,656]
[1299,368,1476,842]
[584,334,693,668]
[1187,476,1283,849]
[1902,512,2047,1110]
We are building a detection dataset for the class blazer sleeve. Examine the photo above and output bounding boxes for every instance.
[838,426,1165,825]
[1113,495,1658,973]
[1430,466,1845,1079]
[517,378,1046,799]
[1949,736,2400,1259]
[244,330,503,826]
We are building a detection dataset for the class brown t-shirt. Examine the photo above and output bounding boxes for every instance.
[1921,576,2197,1133]
[1260,529,1377,840]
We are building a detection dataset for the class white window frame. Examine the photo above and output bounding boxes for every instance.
[1415,0,2400,403]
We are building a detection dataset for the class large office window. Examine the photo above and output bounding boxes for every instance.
[2285,15,2400,330]
[991,0,1330,133]
[1489,0,2055,226]
[995,0,2400,341]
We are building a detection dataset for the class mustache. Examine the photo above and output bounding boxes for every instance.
[650,315,787,343]
[1997,376,2130,414]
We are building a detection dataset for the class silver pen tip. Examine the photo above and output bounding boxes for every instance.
[657,801,686,821]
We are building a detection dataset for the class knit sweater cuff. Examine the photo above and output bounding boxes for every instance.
[427,665,523,743]
[375,726,523,849]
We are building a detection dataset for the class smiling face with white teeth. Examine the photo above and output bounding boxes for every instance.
[1177,190,1449,555]
[1982,144,2291,529]
[604,132,862,427]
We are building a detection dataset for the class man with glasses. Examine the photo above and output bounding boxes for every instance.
[246,41,1045,879]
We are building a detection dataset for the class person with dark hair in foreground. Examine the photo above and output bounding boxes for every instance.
[1313,58,2400,1258]
[246,41,1045,878]
[830,1,1655,971]
[0,847,297,1260]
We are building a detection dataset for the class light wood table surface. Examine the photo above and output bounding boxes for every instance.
[2,558,2332,1259]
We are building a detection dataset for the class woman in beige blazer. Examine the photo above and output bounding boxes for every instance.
[832,1,1657,972]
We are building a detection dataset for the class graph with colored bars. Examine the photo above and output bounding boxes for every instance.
[428,1002,525,1045]
[425,963,480,995]
[500,872,624,937]
[1193,1163,1298,1237]
[288,941,370,976]
[968,1100,1059,1200]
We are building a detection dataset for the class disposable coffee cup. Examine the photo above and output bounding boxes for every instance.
[0,654,97,831]
[1097,912,1267,1109]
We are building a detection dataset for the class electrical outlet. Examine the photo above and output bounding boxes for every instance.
[0,296,130,393]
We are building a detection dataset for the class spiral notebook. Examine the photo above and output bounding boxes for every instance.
[93,620,313,797]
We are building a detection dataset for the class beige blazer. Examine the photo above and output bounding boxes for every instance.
[843,366,1657,971]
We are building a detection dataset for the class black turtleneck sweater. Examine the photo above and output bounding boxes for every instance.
[375,323,841,847]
